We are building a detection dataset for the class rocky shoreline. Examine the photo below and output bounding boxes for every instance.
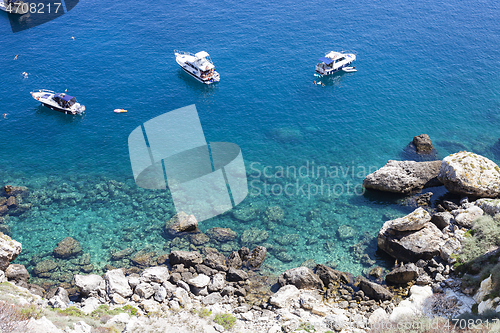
[1,135,500,332]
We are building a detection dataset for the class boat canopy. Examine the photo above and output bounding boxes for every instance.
[318,57,334,65]
[195,51,209,58]
[54,93,75,102]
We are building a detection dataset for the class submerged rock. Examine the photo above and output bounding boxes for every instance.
[241,229,269,246]
[53,237,82,259]
[206,227,237,242]
[166,212,198,236]
[438,151,500,198]
[0,232,22,270]
[363,160,442,194]
[264,206,284,222]
[34,260,58,276]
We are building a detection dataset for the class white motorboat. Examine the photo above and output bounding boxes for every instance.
[342,66,357,73]
[31,90,86,115]
[0,0,28,14]
[174,50,220,84]
[315,51,356,75]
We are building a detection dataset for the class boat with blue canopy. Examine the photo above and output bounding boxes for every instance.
[315,51,356,75]
[31,90,86,115]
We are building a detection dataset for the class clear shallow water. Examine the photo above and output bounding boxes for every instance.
[1,0,500,277]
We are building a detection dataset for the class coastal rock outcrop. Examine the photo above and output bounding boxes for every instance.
[169,251,203,267]
[0,232,22,270]
[358,278,393,301]
[378,208,444,262]
[412,134,434,153]
[385,263,419,285]
[363,160,442,194]
[438,151,500,198]
[278,266,324,290]
[104,269,133,298]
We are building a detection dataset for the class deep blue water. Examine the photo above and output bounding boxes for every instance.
[1,0,500,276]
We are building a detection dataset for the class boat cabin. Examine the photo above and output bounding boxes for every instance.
[53,93,76,109]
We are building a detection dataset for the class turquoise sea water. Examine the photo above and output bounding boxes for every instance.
[1,0,500,278]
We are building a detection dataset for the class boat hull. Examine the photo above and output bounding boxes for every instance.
[31,90,85,115]
[175,54,220,85]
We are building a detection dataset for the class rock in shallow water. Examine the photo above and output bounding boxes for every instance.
[363,160,442,194]
[53,237,82,259]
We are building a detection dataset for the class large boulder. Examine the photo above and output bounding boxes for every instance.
[387,207,431,232]
[54,237,82,258]
[430,212,453,230]
[475,198,500,215]
[165,212,198,236]
[358,279,393,301]
[247,246,267,268]
[315,264,350,286]
[169,251,203,267]
[269,285,300,308]
[5,264,29,282]
[378,209,444,262]
[452,206,484,228]
[278,266,324,290]
[141,266,170,284]
[74,274,105,297]
[385,263,419,285]
[0,232,22,271]
[363,160,442,194]
[104,269,133,298]
[438,152,500,198]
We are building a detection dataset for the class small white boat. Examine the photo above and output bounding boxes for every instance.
[342,66,357,73]
[31,90,85,115]
[315,51,356,75]
[174,50,220,84]
[0,0,28,14]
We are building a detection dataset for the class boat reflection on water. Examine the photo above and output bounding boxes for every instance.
[314,70,353,88]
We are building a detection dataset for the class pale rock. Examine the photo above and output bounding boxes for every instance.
[452,206,484,228]
[107,312,130,325]
[208,273,226,292]
[478,299,495,314]
[104,269,133,298]
[0,232,22,271]
[175,287,191,307]
[202,292,222,305]
[438,152,500,198]
[440,237,461,263]
[48,296,67,309]
[324,313,349,332]
[128,275,140,289]
[112,293,127,304]
[135,282,154,299]
[153,285,167,302]
[80,297,100,315]
[75,274,105,297]
[188,274,210,288]
[240,311,254,321]
[389,285,432,322]
[169,299,180,311]
[71,321,92,333]
[141,299,160,313]
[25,316,63,333]
[474,275,493,303]
[388,207,431,231]
[475,198,500,215]
[268,325,282,333]
[141,266,170,284]
[368,308,389,326]
[269,285,300,308]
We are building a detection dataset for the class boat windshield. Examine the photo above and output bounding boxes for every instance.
[53,93,76,108]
